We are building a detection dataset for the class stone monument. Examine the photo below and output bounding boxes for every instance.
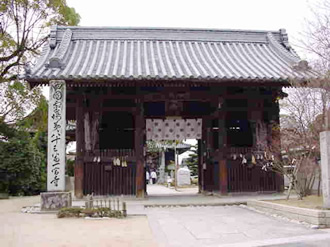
[158,151,166,183]
[41,80,71,211]
[177,166,191,186]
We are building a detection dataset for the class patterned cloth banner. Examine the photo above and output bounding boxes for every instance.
[146,119,202,140]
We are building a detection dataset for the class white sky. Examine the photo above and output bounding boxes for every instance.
[64,0,317,162]
[67,0,315,59]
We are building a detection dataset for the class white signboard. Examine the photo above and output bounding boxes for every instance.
[146,119,202,140]
[47,80,66,191]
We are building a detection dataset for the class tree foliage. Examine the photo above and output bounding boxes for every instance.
[185,145,198,176]
[0,122,44,195]
[0,0,79,194]
[273,1,330,199]
[0,80,42,124]
[280,88,326,152]
[300,1,330,75]
[0,0,80,82]
[266,88,325,199]
[0,96,48,195]
[0,0,80,124]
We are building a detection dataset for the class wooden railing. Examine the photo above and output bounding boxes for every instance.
[83,149,137,196]
[225,146,282,193]
[83,162,136,196]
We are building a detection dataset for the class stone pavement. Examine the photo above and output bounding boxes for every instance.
[142,185,330,246]
[146,205,330,247]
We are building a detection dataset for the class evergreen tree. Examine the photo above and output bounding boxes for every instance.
[186,145,198,176]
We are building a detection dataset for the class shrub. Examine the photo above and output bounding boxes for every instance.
[57,207,124,218]
[0,131,44,195]
[57,207,82,218]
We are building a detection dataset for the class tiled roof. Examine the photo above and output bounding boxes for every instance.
[25,26,318,83]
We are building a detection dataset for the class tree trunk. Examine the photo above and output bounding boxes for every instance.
[286,175,294,200]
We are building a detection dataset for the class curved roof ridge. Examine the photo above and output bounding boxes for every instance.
[56,25,283,33]
[51,25,285,44]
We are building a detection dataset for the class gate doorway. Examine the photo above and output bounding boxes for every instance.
[145,139,199,197]
[145,118,202,197]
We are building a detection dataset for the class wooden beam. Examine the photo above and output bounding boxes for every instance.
[74,96,85,199]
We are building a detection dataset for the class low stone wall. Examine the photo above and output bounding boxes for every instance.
[248,200,330,228]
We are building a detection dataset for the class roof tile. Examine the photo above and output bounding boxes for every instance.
[26,26,319,83]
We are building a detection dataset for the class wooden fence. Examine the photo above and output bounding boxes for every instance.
[83,162,136,196]
[227,161,282,193]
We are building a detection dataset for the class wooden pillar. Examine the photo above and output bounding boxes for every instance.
[197,139,202,193]
[201,116,213,192]
[75,95,85,198]
[218,110,228,194]
[135,100,145,198]
[200,118,207,192]
[271,94,284,192]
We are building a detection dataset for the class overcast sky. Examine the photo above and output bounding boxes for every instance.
[66,0,315,59]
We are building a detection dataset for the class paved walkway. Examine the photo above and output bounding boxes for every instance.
[147,205,330,247]
[142,185,330,247]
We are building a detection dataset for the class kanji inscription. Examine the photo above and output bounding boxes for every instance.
[47,80,66,191]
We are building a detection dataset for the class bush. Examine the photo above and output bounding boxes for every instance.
[0,131,44,195]
[57,207,82,218]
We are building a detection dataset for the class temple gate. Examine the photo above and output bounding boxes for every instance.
[25,26,318,198]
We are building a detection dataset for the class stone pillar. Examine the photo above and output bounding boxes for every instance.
[320,131,330,208]
[42,80,70,211]
[47,80,66,191]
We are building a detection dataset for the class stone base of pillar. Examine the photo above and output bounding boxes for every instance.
[41,192,72,211]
